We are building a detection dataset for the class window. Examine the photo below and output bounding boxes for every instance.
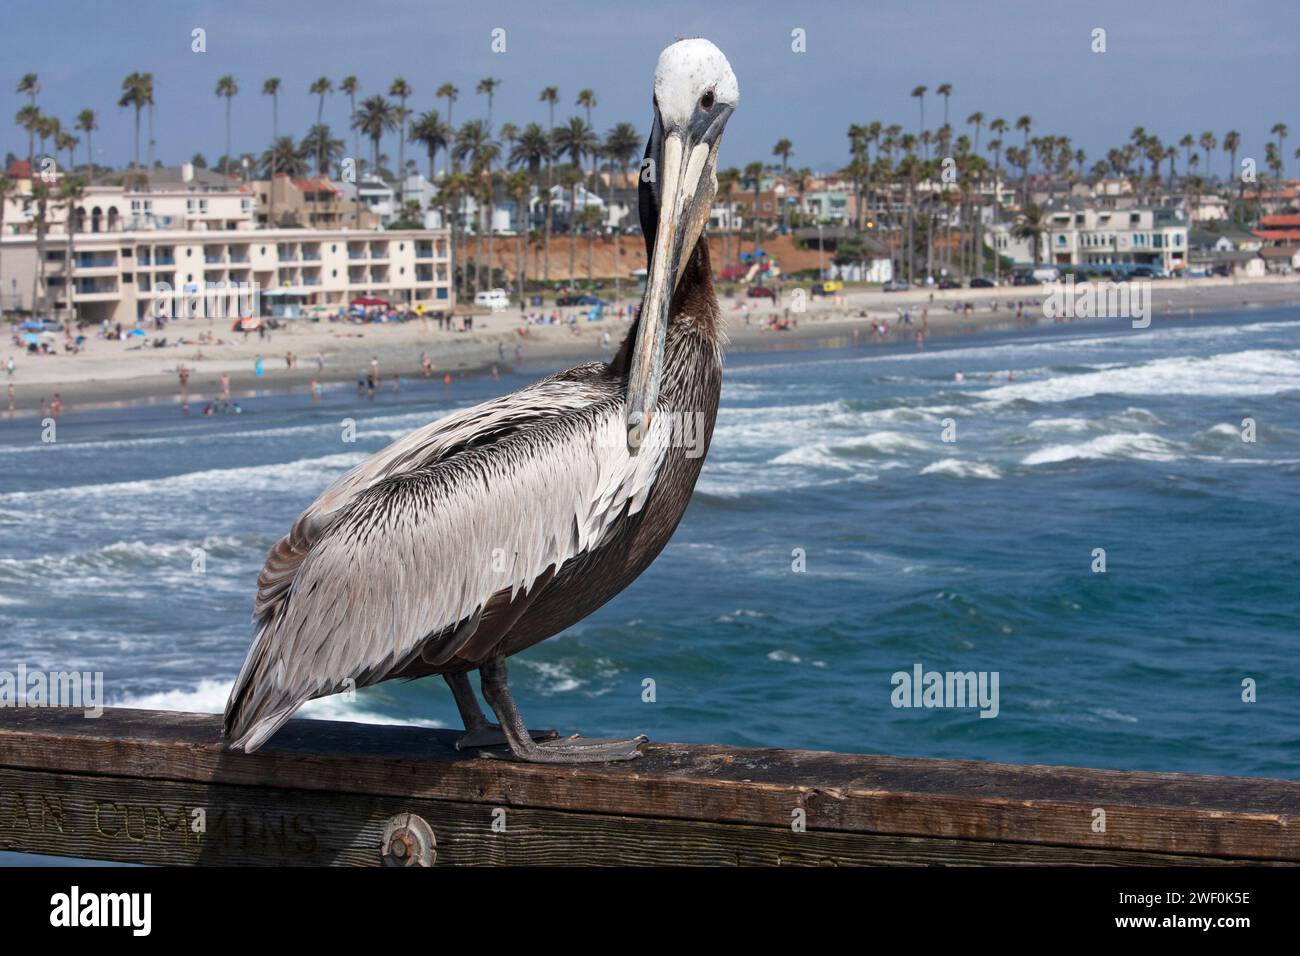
[122,273,134,283]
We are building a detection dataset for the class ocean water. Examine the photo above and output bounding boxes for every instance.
[1,306,1298,779]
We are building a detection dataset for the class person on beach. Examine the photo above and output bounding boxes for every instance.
[254,355,264,377]
[178,365,190,405]
[220,372,231,401]
[5,356,14,378]
[369,356,380,389]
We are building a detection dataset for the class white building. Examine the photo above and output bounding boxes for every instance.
[986,204,1190,273]
[2,226,452,323]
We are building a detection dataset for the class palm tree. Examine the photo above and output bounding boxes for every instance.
[1198,132,1217,183]
[986,128,1006,280]
[75,109,96,178]
[389,78,412,200]
[454,120,501,293]
[259,137,308,182]
[604,121,641,198]
[1271,123,1289,181]
[539,86,559,280]
[15,105,40,174]
[353,96,396,177]
[966,111,985,156]
[410,110,451,179]
[505,170,531,303]
[339,76,359,170]
[36,115,58,169]
[1014,115,1032,201]
[300,125,342,176]
[58,131,78,176]
[16,74,39,163]
[936,83,953,128]
[215,75,239,176]
[433,171,469,303]
[911,86,927,153]
[576,89,597,186]
[138,73,156,167]
[1013,202,1045,266]
[511,122,552,279]
[552,117,598,279]
[476,77,501,127]
[772,138,793,230]
[29,180,51,316]
[261,78,281,223]
[578,204,603,280]
[58,174,85,322]
[118,74,148,169]
[1223,130,1241,187]
[437,83,459,165]
[559,165,584,281]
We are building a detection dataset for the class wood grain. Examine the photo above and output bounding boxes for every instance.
[0,708,1295,864]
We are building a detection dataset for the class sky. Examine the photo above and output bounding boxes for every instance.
[1,0,1296,178]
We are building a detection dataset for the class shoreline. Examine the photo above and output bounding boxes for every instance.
[4,275,1298,416]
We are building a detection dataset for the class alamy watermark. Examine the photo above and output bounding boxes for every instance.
[614,409,708,458]
[0,663,103,717]
[891,663,999,718]
[1042,275,1151,329]
[152,280,260,321]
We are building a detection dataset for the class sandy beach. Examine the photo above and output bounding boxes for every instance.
[5,274,1299,414]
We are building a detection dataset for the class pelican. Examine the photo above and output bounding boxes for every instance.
[222,38,739,763]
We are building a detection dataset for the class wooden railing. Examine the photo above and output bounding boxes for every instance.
[0,708,1295,865]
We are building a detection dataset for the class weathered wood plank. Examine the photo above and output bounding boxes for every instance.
[0,768,1278,867]
[0,708,1296,863]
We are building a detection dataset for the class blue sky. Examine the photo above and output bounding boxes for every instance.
[2,0,1296,176]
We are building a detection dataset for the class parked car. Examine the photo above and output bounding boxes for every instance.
[810,280,843,297]
[1010,272,1038,286]
[747,285,776,299]
[573,294,606,306]
[474,289,511,310]
[936,277,961,290]
[968,276,997,288]
[881,279,909,292]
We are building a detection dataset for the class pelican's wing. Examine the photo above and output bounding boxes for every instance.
[223,392,670,752]
[254,364,609,620]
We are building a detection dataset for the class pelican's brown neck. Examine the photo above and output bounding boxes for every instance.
[613,238,719,376]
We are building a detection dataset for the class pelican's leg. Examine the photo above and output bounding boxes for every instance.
[478,658,646,763]
[445,671,556,751]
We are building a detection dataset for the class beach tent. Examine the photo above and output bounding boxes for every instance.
[350,296,390,307]
[21,332,38,345]
[128,328,147,337]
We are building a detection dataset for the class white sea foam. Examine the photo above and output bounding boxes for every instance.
[115,677,444,727]
[980,349,1300,405]
[1028,417,1093,432]
[0,452,364,506]
[920,458,1002,479]
[1022,432,1182,465]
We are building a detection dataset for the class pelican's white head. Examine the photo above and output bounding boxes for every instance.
[627,38,738,451]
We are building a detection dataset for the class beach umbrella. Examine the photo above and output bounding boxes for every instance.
[129,328,147,337]
[21,332,38,345]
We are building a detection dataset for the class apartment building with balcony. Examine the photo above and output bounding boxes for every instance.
[2,227,452,323]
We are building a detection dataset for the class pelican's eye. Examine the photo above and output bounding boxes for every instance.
[699,90,715,111]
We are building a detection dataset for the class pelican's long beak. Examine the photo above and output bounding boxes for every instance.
[627,107,732,453]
